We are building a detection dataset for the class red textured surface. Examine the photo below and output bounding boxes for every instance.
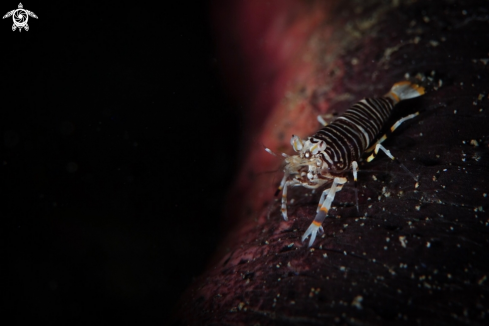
[176,0,489,324]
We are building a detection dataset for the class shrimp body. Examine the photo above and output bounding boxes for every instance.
[278,81,425,247]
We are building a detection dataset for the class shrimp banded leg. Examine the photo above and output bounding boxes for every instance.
[366,113,419,181]
[352,161,359,213]
[365,112,419,153]
[316,184,345,213]
[366,143,417,181]
[316,161,357,214]
[302,176,348,247]
[279,175,300,221]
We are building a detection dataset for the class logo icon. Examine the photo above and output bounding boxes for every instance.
[3,3,37,32]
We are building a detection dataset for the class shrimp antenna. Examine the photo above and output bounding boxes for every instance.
[262,144,289,158]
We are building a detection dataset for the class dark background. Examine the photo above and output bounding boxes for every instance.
[2,1,240,324]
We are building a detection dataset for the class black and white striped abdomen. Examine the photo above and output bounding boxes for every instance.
[313,97,395,172]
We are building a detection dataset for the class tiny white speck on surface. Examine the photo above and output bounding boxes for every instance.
[399,236,407,248]
[454,110,457,114]
[352,295,363,310]
[238,302,245,311]
[323,253,328,258]
[478,275,487,285]
[426,242,431,248]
